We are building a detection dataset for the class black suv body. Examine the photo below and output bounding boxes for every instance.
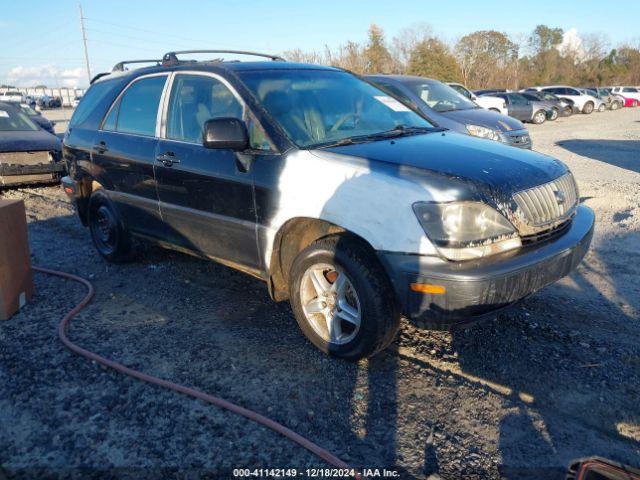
[62,52,594,360]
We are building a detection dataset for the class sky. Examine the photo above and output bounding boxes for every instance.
[1,0,639,88]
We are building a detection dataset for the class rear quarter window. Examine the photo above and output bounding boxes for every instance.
[69,80,118,128]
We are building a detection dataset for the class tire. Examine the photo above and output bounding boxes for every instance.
[598,103,606,112]
[611,101,620,111]
[88,190,134,263]
[582,101,594,114]
[532,110,546,124]
[549,107,559,121]
[563,106,573,116]
[288,235,400,361]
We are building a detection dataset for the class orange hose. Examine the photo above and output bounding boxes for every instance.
[34,266,360,478]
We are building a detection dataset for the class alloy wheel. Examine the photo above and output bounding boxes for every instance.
[299,263,361,345]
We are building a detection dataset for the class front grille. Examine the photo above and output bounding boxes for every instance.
[513,172,578,228]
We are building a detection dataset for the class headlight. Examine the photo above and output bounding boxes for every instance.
[413,201,521,261]
[466,124,502,142]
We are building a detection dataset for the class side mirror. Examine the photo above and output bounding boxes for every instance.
[203,118,248,151]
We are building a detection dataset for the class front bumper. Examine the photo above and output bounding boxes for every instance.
[502,129,532,149]
[0,152,64,187]
[378,205,594,328]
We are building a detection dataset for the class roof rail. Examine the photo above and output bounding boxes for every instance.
[162,50,285,66]
[90,72,111,84]
[112,59,163,72]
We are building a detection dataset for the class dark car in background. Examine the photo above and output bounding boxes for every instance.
[36,95,62,109]
[488,92,553,124]
[519,92,565,120]
[367,75,532,149]
[17,103,56,134]
[473,88,507,96]
[0,102,63,187]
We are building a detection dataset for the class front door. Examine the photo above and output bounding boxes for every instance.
[154,73,260,270]
[91,74,168,237]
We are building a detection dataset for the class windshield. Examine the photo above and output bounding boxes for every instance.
[19,104,38,115]
[0,105,39,131]
[238,69,433,148]
[406,81,478,112]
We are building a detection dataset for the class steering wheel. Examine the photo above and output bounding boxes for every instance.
[432,100,454,111]
[330,113,357,132]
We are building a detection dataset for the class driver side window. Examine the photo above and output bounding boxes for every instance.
[166,74,243,143]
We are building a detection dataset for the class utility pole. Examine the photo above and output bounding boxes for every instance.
[79,3,91,83]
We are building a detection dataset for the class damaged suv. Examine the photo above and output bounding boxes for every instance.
[62,51,594,360]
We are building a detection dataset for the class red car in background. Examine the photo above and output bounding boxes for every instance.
[609,86,640,107]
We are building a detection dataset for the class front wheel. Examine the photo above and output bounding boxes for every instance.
[611,101,620,110]
[289,236,400,361]
[532,110,547,124]
[583,101,594,114]
[598,103,606,112]
[549,107,559,121]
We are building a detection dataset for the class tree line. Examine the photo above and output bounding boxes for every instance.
[284,24,640,89]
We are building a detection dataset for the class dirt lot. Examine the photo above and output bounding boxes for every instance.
[1,107,639,479]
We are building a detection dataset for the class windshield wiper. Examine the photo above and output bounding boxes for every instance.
[313,125,438,149]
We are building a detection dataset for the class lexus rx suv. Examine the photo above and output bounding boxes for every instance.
[61,50,594,360]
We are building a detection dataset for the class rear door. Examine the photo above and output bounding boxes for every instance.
[154,72,261,270]
[91,73,168,238]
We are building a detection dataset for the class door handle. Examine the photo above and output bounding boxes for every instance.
[156,152,181,167]
[92,141,108,154]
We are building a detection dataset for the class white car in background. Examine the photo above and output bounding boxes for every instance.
[611,86,640,104]
[0,90,25,103]
[447,82,508,115]
[528,85,600,114]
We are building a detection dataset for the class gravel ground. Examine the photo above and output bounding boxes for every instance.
[1,107,639,479]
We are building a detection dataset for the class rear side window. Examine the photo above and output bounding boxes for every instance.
[69,80,114,128]
[107,75,167,136]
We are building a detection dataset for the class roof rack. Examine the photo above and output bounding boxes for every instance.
[90,72,111,84]
[161,50,285,66]
[112,59,162,72]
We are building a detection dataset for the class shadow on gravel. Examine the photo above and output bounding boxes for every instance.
[555,140,640,174]
[449,236,640,478]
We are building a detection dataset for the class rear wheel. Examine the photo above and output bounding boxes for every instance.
[583,101,594,114]
[88,191,134,263]
[549,107,559,121]
[532,110,546,124]
[563,105,573,116]
[611,101,620,110]
[289,236,400,361]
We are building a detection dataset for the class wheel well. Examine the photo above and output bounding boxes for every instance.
[76,178,103,225]
[268,218,378,301]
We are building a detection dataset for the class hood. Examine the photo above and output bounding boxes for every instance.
[0,129,61,153]
[319,130,567,195]
[438,108,525,133]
